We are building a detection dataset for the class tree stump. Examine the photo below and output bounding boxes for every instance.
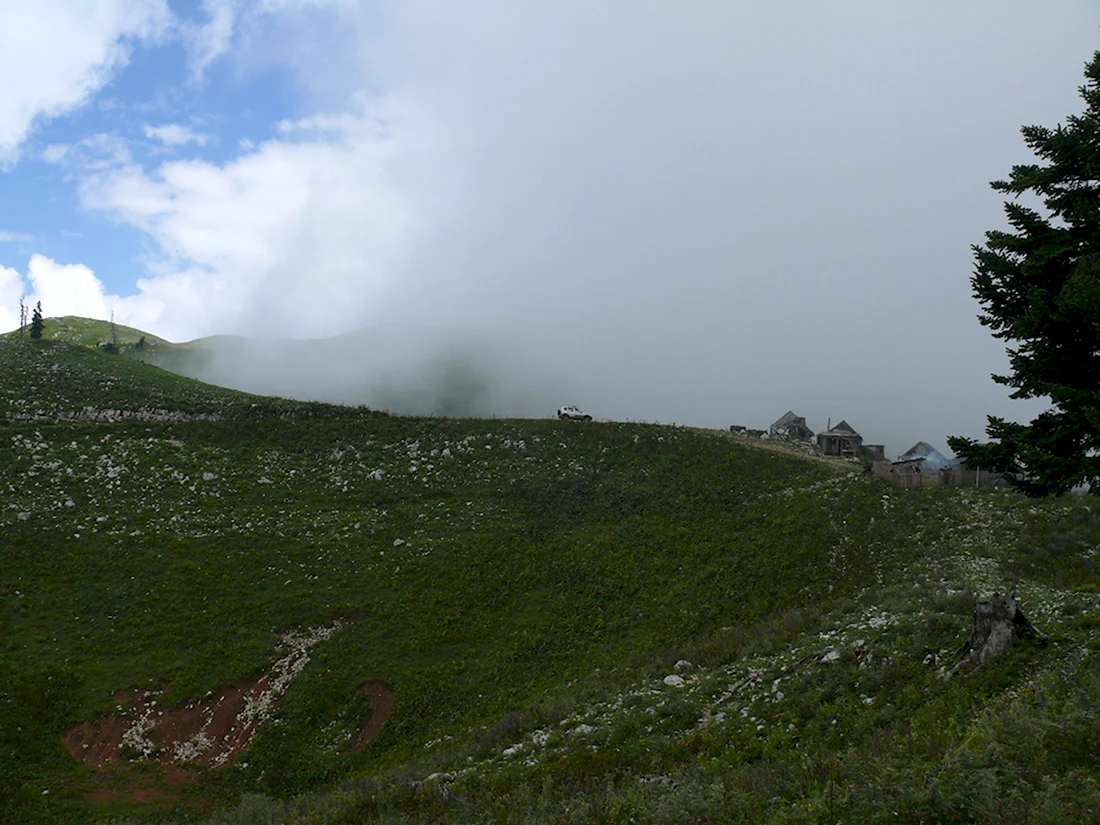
[945,593,1045,680]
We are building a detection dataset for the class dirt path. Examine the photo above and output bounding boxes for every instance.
[353,681,394,751]
[62,619,377,805]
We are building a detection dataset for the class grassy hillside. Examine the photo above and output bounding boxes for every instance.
[2,316,171,349]
[0,334,376,423]
[4,316,565,418]
[1,337,1099,824]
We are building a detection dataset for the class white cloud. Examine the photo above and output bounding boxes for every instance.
[182,0,358,80]
[276,110,368,136]
[41,133,133,174]
[40,144,71,165]
[257,0,357,11]
[185,0,239,79]
[0,231,33,244]
[25,255,113,320]
[26,1,1093,452]
[0,265,25,333]
[144,123,212,147]
[0,0,174,161]
[79,94,431,338]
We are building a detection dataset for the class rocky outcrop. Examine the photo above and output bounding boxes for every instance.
[4,407,224,423]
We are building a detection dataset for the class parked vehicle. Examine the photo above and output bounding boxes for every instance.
[557,406,593,422]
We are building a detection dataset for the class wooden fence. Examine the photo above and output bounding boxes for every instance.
[871,462,1007,490]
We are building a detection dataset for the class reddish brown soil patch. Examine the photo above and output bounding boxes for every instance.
[64,679,271,776]
[352,681,394,751]
[65,618,357,805]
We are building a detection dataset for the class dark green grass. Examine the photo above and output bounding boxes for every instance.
[0,338,372,420]
[0,338,867,821]
[2,338,1099,825]
[0,410,858,813]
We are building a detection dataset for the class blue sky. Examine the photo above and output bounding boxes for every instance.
[0,0,390,340]
[0,1,1096,454]
[0,34,299,292]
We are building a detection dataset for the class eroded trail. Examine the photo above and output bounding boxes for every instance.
[61,619,391,803]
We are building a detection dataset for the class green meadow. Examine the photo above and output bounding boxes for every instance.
[2,334,1099,824]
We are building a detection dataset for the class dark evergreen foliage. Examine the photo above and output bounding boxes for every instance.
[28,302,43,340]
[949,52,1100,496]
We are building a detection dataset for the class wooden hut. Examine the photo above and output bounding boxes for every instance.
[817,420,863,458]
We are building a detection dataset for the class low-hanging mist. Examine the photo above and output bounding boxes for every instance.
[135,318,1048,463]
[145,327,578,420]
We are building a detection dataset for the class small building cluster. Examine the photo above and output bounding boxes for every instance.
[731,411,883,461]
[729,413,1002,489]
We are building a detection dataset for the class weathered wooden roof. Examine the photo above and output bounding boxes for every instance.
[820,420,859,437]
[770,410,808,430]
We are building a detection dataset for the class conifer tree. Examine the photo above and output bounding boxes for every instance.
[948,52,1100,495]
[29,302,44,340]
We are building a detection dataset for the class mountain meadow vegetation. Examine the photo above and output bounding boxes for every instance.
[2,330,1099,824]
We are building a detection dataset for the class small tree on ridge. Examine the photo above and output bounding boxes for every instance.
[29,302,44,340]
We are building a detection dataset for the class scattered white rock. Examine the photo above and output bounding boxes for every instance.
[674,659,692,671]
[393,538,406,547]
[229,621,346,765]
[663,674,685,687]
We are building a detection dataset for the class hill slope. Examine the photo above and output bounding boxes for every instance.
[1,338,1098,825]
[5,315,570,418]
[0,334,381,422]
[2,315,170,349]
[8,316,589,420]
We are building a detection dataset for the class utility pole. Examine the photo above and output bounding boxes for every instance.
[18,297,27,338]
